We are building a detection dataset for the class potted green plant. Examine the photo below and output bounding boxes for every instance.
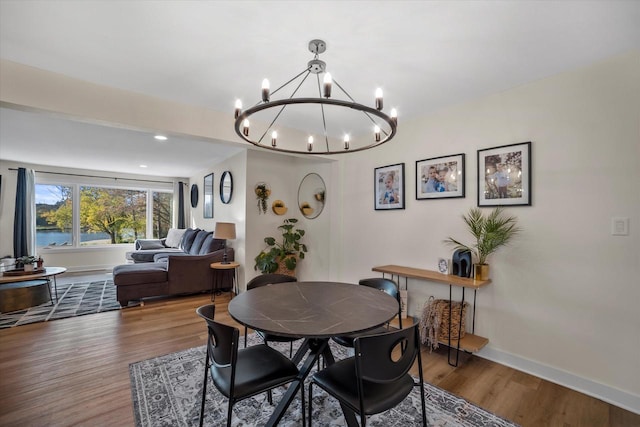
[254,218,308,274]
[444,207,520,280]
[15,255,37,271]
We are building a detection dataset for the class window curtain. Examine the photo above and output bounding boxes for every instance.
[13,168,36,257]
[177,181,185,229]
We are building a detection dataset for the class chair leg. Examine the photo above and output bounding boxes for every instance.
[199,353,210,427]
[419,380,427,426]
[308,381,313,427]
[244,326,248,348]
[226,400,234,427]
[289,341,293,358]
[300,380,306,427]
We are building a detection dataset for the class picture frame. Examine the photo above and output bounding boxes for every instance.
[477,141,531,207]
[374,163,405,210]
[203,173,214,218]
[416,153,465,200]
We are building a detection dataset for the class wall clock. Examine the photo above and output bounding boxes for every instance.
[190,184,199,208]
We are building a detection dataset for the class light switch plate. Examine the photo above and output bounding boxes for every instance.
[611,217,629,236]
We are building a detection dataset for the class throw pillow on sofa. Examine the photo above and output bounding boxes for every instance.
[180,228,201,252]
[136,239,166,250]
[165,228,186,248]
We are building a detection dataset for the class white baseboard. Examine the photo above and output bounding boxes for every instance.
[477,345,640,415]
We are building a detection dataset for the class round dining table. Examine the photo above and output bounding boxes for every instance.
[228,281,399,427]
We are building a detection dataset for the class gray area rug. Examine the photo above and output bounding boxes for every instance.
[0,279,121,329]
[130,335,518,427]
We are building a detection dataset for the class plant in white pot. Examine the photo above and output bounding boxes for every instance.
[444,207,520,280]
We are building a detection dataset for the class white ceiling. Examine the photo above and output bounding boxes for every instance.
[1,1,639,177]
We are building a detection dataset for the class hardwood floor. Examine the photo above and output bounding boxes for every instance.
[0,273,637,426]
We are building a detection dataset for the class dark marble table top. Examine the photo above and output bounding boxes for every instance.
[228,281,398,339]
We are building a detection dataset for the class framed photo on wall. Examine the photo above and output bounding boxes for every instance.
[374,163,405,210]
[477,141,531,206]
[416,153,465,200]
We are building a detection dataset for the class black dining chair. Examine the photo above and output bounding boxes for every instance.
[244,273,300,357]
[332,277,403,348]
[196,304,305,427]
[308,322,426,427]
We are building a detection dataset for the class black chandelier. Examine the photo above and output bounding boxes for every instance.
[233,39,397,155]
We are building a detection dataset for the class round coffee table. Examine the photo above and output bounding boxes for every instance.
[0,267,67,312]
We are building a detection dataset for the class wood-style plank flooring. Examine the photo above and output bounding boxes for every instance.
[0,273,638,426]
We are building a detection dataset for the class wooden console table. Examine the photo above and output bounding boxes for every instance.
[372,264,491,366]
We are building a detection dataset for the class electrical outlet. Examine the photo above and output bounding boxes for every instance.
[611,217,629,236]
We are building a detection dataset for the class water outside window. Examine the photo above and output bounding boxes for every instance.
[36,184,73,247]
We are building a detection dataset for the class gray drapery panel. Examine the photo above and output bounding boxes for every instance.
[13,168,28,257]
[177,181,185,229]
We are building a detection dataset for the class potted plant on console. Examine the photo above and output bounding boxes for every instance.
[444,207,520,281]
[254,218,308,276]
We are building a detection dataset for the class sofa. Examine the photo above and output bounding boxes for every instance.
[126,227,187,263]
[113,228,234,306]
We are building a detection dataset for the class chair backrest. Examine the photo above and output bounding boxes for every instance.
[246,273,297,290]
[354,321,419,383]
[196,304,238,368]
[359,277,402,328]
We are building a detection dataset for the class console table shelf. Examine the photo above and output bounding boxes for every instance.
[372,265,491,288]
[372,264,491,366]
[439,333,489,353]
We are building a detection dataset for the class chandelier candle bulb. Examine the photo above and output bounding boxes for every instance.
[234,99,242,119]
[308,136,314,152]
[374,125,381,142]
[261,79,270,102]
[344,134,350,150]
[243,119,250,136]
[375,88,383,110]
[271,131,278,147]
[323,73,332,98]
[391,108,398,125]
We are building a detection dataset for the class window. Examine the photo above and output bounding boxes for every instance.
[36,184,73,247]
[36,182,173,249]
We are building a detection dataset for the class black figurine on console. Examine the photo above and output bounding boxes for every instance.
[451,249,472,278]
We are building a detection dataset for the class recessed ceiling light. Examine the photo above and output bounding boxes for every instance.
[139,164,148,168]
[154,135,168,141]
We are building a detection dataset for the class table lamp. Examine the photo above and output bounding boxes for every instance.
[214,222,236,264]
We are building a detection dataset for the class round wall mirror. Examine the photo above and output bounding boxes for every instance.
[298,173,326,219]
[190,184,199,208]
[220,171,233,204]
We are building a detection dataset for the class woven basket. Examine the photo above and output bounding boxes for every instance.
[420,297,468,349]
[273,255,297,277]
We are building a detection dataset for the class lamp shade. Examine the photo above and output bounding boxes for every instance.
[214,222,236,240]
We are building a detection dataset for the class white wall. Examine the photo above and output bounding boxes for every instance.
[244,149,334,289]
[338,52,640,411]
[188,150,248,286]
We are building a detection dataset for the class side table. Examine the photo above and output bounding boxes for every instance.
[209,261,239,301]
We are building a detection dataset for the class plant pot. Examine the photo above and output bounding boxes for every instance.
[272,200,288,215]
[474,264,490,281]
[24,264,35,272]
[275,255,297,276]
